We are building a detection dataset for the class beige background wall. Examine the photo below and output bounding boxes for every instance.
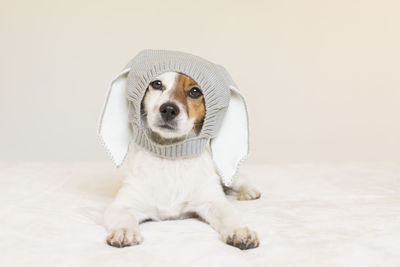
[1,0,399,164]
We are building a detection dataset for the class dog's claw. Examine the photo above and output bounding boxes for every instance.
[222,227,259,250]
[106,228,143,248]
[237,185,261,201]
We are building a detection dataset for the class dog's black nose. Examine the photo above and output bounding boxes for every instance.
[159,102,180,121]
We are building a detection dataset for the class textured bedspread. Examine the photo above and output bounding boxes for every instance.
[1,162,399,266]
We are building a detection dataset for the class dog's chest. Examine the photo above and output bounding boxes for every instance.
[124,146,219,219]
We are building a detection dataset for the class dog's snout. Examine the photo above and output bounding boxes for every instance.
[159,103,180,121]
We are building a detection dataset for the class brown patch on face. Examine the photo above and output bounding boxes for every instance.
[170,73,205,133]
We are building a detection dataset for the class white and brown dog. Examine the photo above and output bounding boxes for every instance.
[103,72,261,250]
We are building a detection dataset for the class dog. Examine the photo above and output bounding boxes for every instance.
[103,71,261,250]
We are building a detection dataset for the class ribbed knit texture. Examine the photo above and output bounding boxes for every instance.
[125,49,235,159]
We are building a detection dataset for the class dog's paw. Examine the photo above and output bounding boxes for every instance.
[106,228,143,248]
[237,185,261,200]
[221,227,259,250]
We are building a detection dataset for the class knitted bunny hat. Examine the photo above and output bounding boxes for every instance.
[99,50,249,186]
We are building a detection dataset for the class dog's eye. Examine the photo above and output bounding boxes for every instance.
[187,87,202,99]
[150,80,162,90]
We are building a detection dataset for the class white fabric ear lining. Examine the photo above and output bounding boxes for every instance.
[98,68,132,167]
[210,86,250,186]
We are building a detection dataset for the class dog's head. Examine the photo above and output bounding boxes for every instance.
[141,72,205,143]
[99,50,250,186]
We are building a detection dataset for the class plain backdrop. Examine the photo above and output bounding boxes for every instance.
[0,0,399,164]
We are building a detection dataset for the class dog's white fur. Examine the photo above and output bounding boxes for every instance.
[104,72,260,249]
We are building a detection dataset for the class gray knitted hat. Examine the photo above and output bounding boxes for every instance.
[99,50,249,186]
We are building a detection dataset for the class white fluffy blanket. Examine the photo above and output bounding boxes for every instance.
[1,163,399,266]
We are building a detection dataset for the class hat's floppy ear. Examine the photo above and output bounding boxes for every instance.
[98,67,132,167]
[210,85,250,187]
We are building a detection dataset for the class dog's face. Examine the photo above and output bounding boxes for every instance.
[142,72,205,142]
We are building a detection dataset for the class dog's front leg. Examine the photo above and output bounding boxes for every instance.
[194,199,259,250]
[103,203,144,248]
